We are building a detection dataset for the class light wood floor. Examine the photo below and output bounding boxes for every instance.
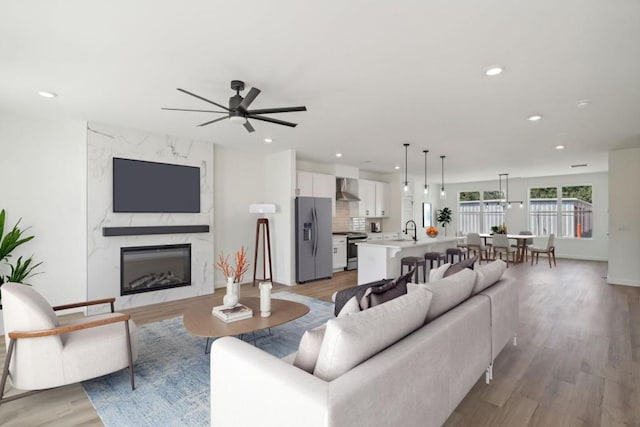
[1,260,639,426]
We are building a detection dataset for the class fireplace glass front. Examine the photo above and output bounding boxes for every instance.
[120,244,191,295]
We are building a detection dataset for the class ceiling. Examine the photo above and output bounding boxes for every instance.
[1,0,639,183]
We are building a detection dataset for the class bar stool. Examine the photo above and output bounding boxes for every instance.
[446,247,467,264]
[400,257,426,283]
[424,252,447,270]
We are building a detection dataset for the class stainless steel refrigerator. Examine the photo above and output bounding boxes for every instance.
[295,196,333,283]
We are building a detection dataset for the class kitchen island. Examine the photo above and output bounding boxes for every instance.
[356,236,461,285]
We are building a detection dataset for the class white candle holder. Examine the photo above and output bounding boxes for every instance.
[259,282,272,317]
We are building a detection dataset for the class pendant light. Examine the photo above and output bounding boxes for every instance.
[423,150,429,195]
[498,173,523,208]
[440,155,446,199]
[403,143,409,192]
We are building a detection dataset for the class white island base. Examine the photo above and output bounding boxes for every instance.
[357,237,461,285]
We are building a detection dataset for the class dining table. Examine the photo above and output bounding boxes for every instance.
[479,233,536,264]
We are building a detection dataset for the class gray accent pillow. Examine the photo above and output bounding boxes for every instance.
[421,268,477,322]
[361,269,412,309]
[293,324,327,373]
[443,255,477,278]
[333,279,391,316]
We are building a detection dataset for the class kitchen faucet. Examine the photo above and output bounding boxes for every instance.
[404,220,418,242]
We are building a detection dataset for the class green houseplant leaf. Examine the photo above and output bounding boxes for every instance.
[436,207,453,236]
[7,256,43,284]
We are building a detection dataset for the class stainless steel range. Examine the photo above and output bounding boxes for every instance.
[333,231,368,270]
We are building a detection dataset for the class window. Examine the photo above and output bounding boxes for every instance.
[561,186,593,238]
[529,187,558,236]
[458,191,480,234]
[528,185,593,238]
[482,190,505,233]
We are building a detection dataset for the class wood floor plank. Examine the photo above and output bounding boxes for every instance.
[1,260,640,426]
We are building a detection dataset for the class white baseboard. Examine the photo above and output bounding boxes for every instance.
[607,276,640,287]
[545,253,608,262]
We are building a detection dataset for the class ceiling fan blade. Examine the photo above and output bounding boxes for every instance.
[177,88,229,111]
[243,120,255,133]
[161,107,227,113]
[246,106,307,114]
[248,114,297,128]
[239,87,261,110]
[197,116,229,127]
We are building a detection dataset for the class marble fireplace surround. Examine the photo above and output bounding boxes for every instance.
[87,122,214,313]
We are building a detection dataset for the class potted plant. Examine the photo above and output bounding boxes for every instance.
[0,209,42,333]
[436,207,453,236]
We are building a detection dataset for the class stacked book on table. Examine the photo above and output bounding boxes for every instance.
[212,304,253,323]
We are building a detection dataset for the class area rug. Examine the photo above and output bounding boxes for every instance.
[82,292,333,427]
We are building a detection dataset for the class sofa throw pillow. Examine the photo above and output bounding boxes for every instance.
[314,287,433,381]
[472,259,507,294]
[421,268,476,322]
[443,255,477,278]
[333,279,391,316]
[360,269,412,309]
[428,263,451,282]
[293,324,327,373]
[336,296,361,317]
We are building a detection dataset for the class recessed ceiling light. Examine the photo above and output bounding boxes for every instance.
[264,138,272,144]
[38,91,57,98]
[394,165,400,170]
[335,153,343,158]
[485,67,504,76]
[555,145,565,150]
[576,100,591,109]
[528,114,542,122]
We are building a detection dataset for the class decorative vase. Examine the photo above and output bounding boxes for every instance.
[259,282,272,317]
[223,276,238,308]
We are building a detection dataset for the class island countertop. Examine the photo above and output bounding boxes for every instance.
[357,236,461,249]
[357,236,461,285]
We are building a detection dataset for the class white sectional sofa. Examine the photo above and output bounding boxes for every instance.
[210,261,517,427]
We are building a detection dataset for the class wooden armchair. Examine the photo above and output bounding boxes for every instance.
[0,283,138,405]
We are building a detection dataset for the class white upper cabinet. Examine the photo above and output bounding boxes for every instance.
[374,181,389,217]
[296,171,336,216]
[359,179,389,218]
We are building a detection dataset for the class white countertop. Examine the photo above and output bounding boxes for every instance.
[357,236,461,249]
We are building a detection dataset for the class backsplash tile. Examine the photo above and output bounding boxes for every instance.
[332,201,363,231]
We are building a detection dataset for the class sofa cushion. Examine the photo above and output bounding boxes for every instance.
[420,268,476,322]
[313,288,433,381]
[472,260,507,294]
[293,324,327,373]
[428,263,451,282]
[443,255,477,278]
[336,296,361,317]
[360,269,411,309]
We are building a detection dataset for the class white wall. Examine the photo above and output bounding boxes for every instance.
[265,150,296,285]
[213,146,267,288]
[608,148,640,286]
[86,123,214,310]
[425,171,609,261]
[0,112,87,305]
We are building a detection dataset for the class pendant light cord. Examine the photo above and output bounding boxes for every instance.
[404,143,410,187]
[440,155,446,193]
[423,150,429,192]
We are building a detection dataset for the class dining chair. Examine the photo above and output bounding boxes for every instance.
[492,234,516,267]
[466,233,490,264]
[529,233,556,268]
[511,230,534,262]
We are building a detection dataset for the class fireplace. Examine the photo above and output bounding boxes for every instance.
[120,244,191,295]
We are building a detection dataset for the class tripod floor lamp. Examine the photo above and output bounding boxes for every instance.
[249,203,276,287]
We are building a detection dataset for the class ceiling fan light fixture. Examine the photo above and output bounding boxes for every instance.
[230,116,246,124]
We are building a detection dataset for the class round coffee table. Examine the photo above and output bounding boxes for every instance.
[183,296,310,351]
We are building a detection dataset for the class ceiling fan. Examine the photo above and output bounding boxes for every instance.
[162,80,307,133]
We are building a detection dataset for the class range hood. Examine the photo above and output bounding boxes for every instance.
[336,178,360,202]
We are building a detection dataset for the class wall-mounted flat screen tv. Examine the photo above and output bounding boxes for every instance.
[113,157,200,213]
